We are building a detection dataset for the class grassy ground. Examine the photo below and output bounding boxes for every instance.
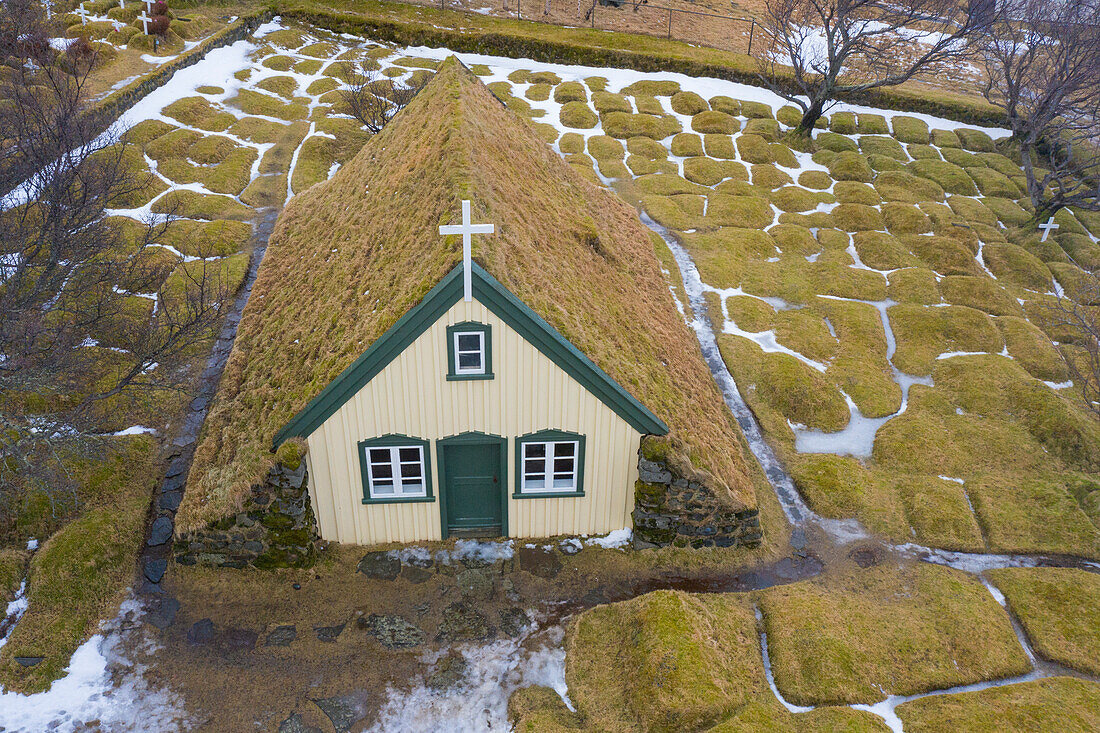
[895,677,1100,732]
[0,436,157,693]
[987,567,1100,676]
[434,50,1100,558]
[757,563,1030,705]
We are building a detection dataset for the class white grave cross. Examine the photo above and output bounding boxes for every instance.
[143,0,155,10]
[439,200,494,302]
[137,9,151,34]
[76,2,89,25]
[119,0,124,9]
[1039,216,1059,242]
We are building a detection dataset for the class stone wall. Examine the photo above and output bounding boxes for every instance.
[174,461,320,570]
[632,452,762,549]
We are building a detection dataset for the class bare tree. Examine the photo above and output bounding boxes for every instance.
[0,0,227,528]
[339,63,427,133]
[756,0,996,134]
[1046,274,1100,419]
[978,0,1100,222]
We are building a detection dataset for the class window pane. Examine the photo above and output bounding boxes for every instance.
[400,462,422,479]
[523,476,547,490]
[398,447,420,463]
[553,458,575,474]
[399,481,424,495]
[524,459,545,475]
[524,443,546,459]
[553,442,576,458]
[371,463,393,480]
[368,448,391,464]
[457,333,481,351]
[372,482,395,494]
[457,352,482,369]
[552,476,574,489]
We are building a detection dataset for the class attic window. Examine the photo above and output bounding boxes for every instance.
[446,322,493,381]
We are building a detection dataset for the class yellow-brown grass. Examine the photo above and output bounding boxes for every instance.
[179,57,752,532]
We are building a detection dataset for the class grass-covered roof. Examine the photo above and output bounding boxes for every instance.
[180,57,752,532]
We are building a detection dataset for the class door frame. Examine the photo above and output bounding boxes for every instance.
[436,431,508,540]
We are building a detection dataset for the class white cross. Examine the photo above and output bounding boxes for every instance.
[439,200,494,302]
[143,0,155,10]
[76,2,89,24]
[1038,216,1059,242]
[137,10,151,34]
[119,0,124,9]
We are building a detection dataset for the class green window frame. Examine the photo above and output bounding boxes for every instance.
[514,429,586,499]
[446,322,493,381]
[358,434,435,504]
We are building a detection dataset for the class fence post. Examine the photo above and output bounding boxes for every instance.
[667,8,672,38]
[747,19,755,55]
[591,2,595,27]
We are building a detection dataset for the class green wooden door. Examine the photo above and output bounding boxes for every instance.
[443,442,503,537]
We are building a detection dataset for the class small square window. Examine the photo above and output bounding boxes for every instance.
[447,324,492,380]
[453,331,485,374]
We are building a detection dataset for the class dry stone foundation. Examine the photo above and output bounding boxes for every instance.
[175,461,319,569]
[633,452,762,549]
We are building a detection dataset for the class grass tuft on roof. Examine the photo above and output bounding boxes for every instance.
[180,58,752,532]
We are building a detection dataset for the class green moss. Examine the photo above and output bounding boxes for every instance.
[833,181,881,206]
[559,101,597,129]
[908,159,978,195]
[262,54,295,71]
[890,304,1001,375]
[745,119,781,142]
[665,133,700,158]
[955,128,995,152]
[768,186,830,213]
[706,194,775,229]
[622,79,679,97]
[945,195,997,226]
[888,268,941,304]
[828,152,873,182]
[798,170,832,190]
[939,275,1020,316]
[816,132,858,153]
[867,154,907,172]
[557,132,585,155]
[904,234,982,276]
[552,81,587,104]
[153,190,253,221]
[703,133,736,159]
[159,219,252,259]
[882,202,933,235]
[769,224,820,256]
[239,174,287,209]
[204,147,259,196]
[738,100,772,118]
[832,203,884,232]
[967,167,1020,198]
[739,346,851,432]
[601,111,680,140]
[681,229,773,286]
[230,89,308,121]
[760,564,1030,706]
[691,110,739,134]
[635,174,706,197]
[897,677,1100,732]
[982,243,1052,290]
[0,438,156,693]
[704,96,738,116]
[854,232,920,270]
[987,568,1100,675]
[669,90,707,115]
[122,119,174,146]
[899,475,985,550]
[524,82,551,101]
[678,157,720,186]
[941,146,984,168]
[829,111,857,134]
[859,135,906,161]
[749,164,793,190]
[997,317,1068,382]
[290,135,337,194]
[852,113,886,134]
[162,96,235,131]
[737,135,775,164]
[891,115,929,144]
[590,91,631,114]
[906,144,941,160]
[257,75,299,99]
[969,475,1100,557]
[928,128,960,148]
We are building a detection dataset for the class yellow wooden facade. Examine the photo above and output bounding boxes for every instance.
[301,298,643,545]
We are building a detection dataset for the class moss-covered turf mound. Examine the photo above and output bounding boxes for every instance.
[182,58,753,532]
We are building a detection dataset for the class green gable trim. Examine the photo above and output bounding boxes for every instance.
[274,262,669,448]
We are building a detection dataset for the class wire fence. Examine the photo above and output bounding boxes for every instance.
[403,0,761,56]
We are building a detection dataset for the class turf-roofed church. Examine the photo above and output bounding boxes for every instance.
[180,57,756,548]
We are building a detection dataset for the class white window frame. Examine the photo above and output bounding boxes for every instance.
[452,330,486,375]
[365,445,427,499]
[520,440,579,493]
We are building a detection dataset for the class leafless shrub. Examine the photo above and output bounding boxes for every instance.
[978,0,1100,221]
[339,63,427,133]
[1045,274,1100,419]
[0,0,227,526]
[755,0,996,134]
